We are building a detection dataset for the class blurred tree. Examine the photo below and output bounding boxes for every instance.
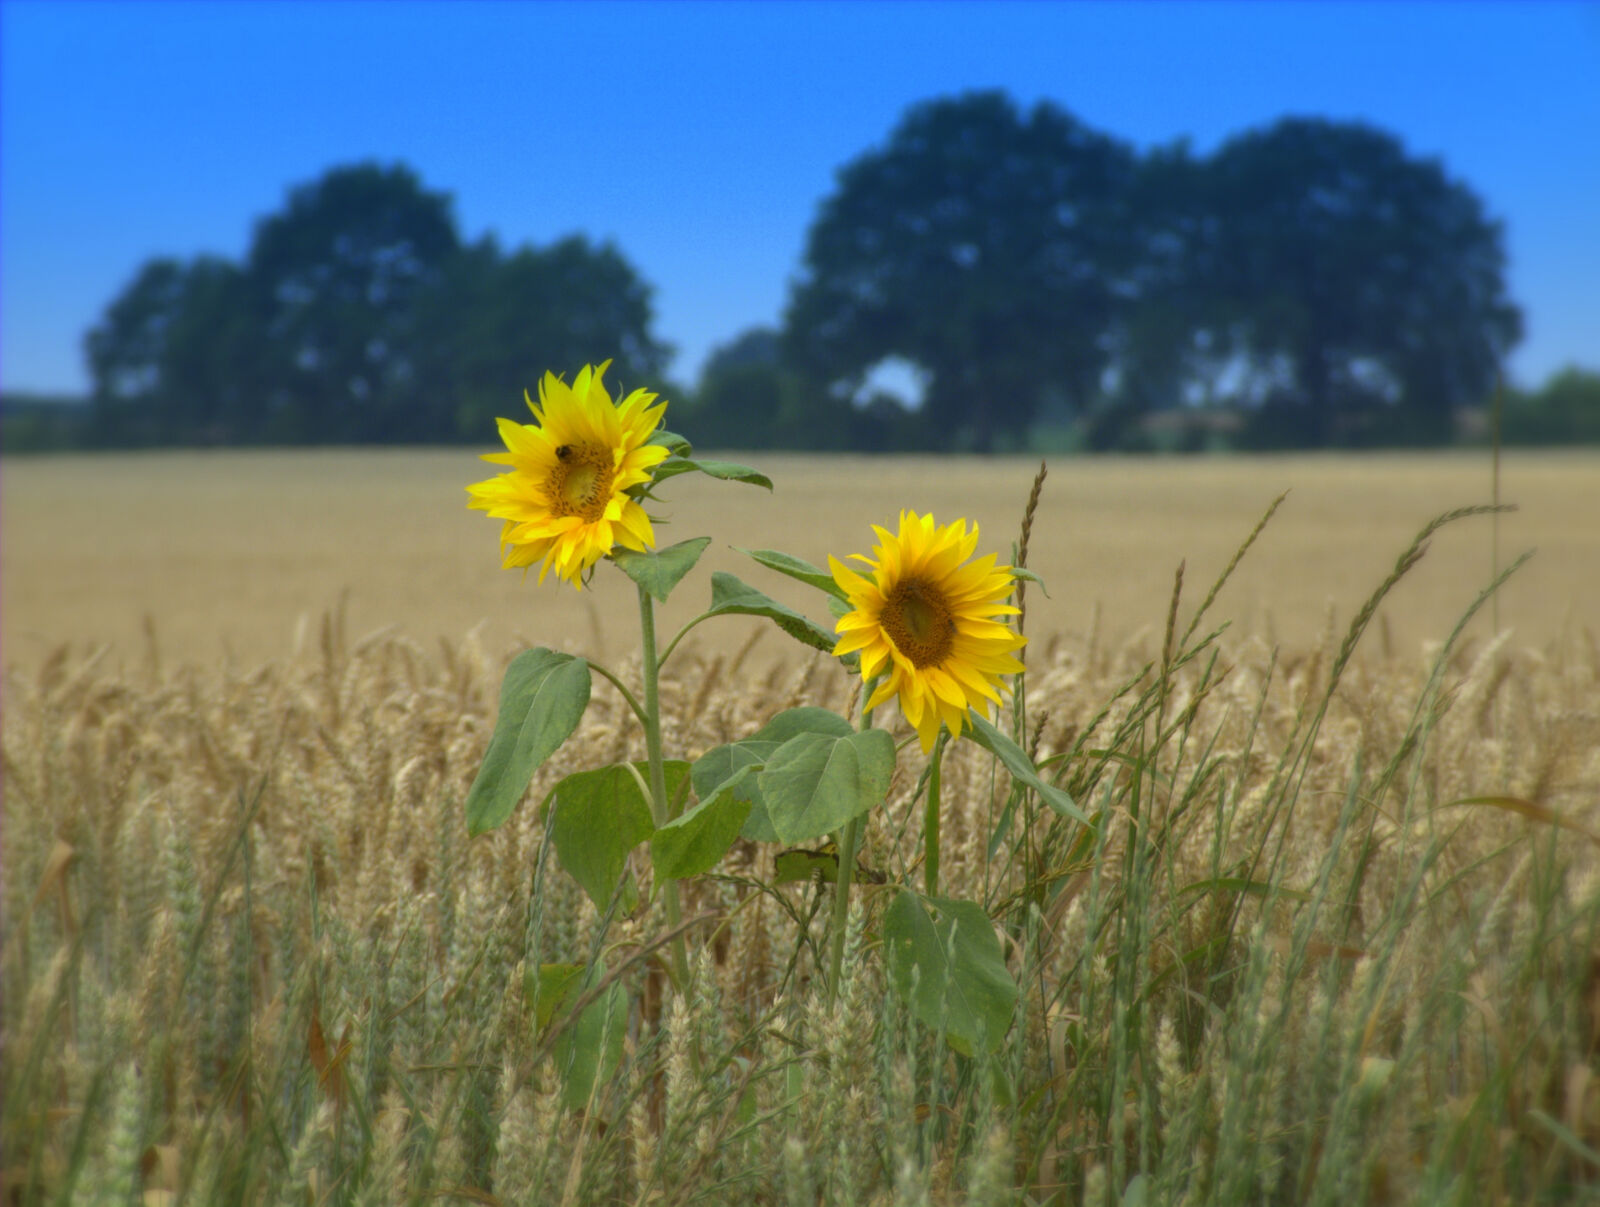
[1201,118,1522,443]
[85,255,253,444]
[84,162,672,446]
[684,326,860,450]
[1503,366,1600,445]
[1089,142,1229,449]
[243,162,462,442]
[433,234,672,439]
[785,91,1136,451]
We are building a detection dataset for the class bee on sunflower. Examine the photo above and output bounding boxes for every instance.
[830,510,1026,751]
[466,361,669,588]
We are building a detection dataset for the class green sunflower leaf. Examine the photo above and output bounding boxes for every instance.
[466,649,591,836]
[691,458,773,489]
[612,537,712,603]
[651,457,772,490]
[883,890,1019,1055]
[651,765,755,879]
[691,710,856,844]
[525,962,584,1032]
[751,707,855,743]
[548,761,687,909]
[736,548,849,600]
[1010,566,1050,597]
[705,572,839,655]
[693,738,780,842]
[758,727,896,845]
[552,962,629,1114]
[966,712,1088,825]
[648,429,692,456]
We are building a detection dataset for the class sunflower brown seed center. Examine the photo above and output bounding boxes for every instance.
[550,445,616,522]
[882,577,956,668]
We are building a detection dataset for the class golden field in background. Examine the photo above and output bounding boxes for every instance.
[3,448,1596,671]
[6,447,1600,1202]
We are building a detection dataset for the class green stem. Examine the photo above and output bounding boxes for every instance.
[657,610,716,670]
[924,729,948,897]
[827,816,862,1008]
[588,659,648,726]
[638,585,691,990]
[827,678,878,1007]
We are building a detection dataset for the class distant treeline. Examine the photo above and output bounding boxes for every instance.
[11,90,1596,453]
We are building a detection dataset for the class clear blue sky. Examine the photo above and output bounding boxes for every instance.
[2,0,1596,397]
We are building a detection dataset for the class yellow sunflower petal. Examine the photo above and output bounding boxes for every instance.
[829,510,1026,750]
[468,363,670,588]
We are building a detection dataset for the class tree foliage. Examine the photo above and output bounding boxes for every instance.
[79,98,1533,452]
[1192,118,1523,442]
[786,91,1137,451]
[85,162,670,445]
[783,98,1523,452]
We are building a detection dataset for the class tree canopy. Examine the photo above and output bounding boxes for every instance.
[85,162,670,445]
[781,96,1522,451]
[79,96,1532,453]
[1195,117,1523,443]
[785,91,1137,452]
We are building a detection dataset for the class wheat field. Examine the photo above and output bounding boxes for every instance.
[4,449,1600,1205]
[4,449,1597,671]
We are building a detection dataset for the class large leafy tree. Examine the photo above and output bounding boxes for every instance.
[83,162,672,445]
[785,91,1137,451]
[432,234,672,439]
[1201,118,1522,442]
[85,255,254,444]
[243,162,462,442]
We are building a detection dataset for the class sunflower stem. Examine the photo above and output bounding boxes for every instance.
[924,729,948,897]
[637,584,691,991]
[827,679,878,1008]
[587,658,648,726]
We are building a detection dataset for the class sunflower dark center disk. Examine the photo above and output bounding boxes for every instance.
[882,577,956,668]
[550,445,616,522]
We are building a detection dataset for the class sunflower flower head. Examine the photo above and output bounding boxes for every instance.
[829,510,1027,752]
[466,361,670,587]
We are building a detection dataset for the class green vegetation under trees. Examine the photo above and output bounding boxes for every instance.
[22,92,1600,453]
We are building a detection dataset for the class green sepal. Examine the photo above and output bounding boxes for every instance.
[465,649,591,836]
[612,537,711,603]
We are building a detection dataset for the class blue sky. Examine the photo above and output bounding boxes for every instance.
[2,0,1597,397]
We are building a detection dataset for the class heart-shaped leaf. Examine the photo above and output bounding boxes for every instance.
[967,712,1087,825]
[612,537,711,602]
[466,649,591,836]
[883,891,1018,1054]
[706,572,840,656]
[758,727,896,844]
[651,766,754,879]
[548,762,687,908]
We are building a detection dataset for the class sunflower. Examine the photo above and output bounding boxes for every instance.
[466,362,670,587]
[829,511,1027,752]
